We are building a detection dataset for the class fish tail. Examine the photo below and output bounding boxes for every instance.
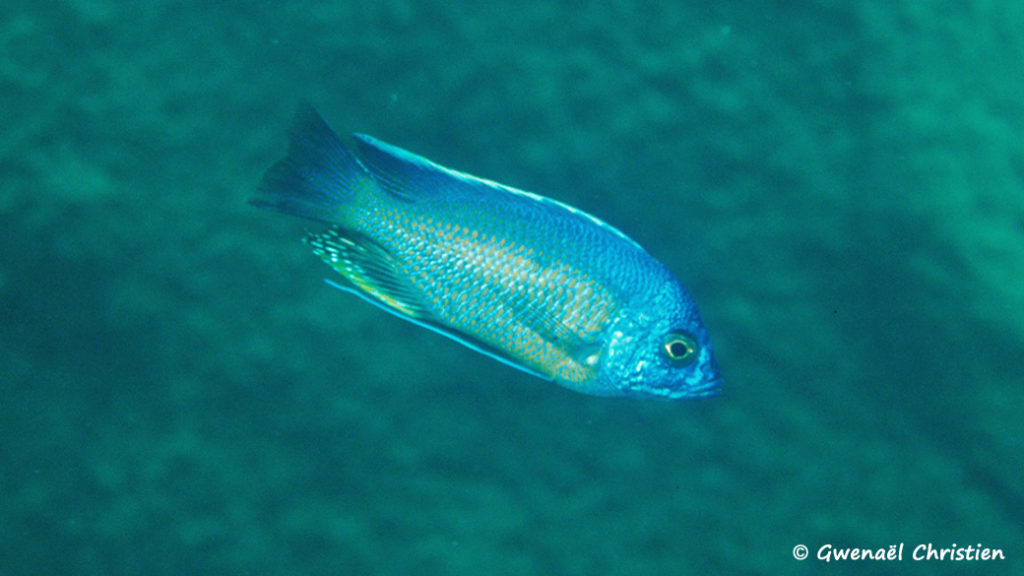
[251,104,369,224]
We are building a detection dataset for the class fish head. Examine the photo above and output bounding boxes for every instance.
[598,282,721,400]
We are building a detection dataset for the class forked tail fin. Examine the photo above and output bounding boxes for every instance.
[251,104,368,224]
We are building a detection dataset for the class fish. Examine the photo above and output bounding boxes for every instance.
[252,105,721,399]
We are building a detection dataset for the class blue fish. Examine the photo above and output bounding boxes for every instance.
[253,106,721,399]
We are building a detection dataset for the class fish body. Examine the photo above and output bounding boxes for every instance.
[253,106,721,399]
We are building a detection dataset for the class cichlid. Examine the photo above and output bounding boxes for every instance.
[253,105,721,399]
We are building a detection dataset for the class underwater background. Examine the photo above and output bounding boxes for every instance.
[2,1,1022,574]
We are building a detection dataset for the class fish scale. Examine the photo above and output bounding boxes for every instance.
[253,104,721,399]
[372,207,618,384]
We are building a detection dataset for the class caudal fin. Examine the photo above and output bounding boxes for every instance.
[251,104,367,224]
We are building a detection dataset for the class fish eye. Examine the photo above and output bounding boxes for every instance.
[661,332,698,364]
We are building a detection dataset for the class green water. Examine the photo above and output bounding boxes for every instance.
[2,2,1021,574]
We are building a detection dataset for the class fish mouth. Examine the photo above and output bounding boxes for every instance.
[665,368,722,400]
[690,353,723,397]
[688,376,722,398]
[636,375,722,400]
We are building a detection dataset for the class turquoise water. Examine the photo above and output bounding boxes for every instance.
[2,2,1021,574]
